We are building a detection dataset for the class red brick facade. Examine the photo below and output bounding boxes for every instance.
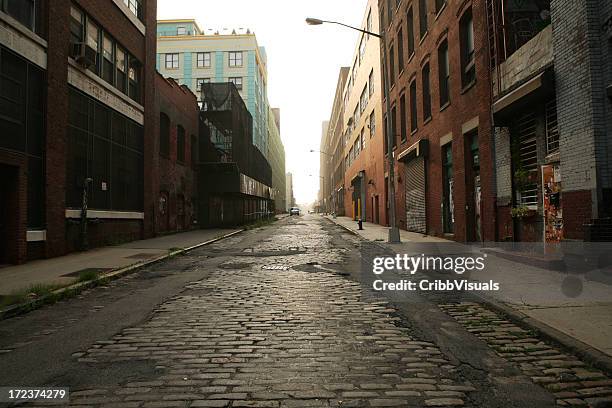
[0,0,157,264]
[152,75,199,235]
[380,0,496,242]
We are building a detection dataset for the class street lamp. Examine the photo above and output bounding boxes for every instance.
[310,149,331,157]
[306,16,400,243]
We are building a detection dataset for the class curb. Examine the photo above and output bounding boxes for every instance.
[469,291,612,377]
[325,216,612,376]
[0,229,244,321]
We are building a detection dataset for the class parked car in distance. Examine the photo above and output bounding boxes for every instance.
[289,207,300,216]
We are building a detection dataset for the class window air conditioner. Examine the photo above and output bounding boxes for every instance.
[72,42,96,69]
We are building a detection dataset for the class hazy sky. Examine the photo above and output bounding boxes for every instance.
[157,0,368,205]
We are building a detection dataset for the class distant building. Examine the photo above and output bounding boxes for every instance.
[285,172,295,210]
[156,19,270,158]
[198,83,273,226]
[268,108,286,214]
[341,0,385,224]
[325,68,350,216]
[319,121,330,212]
[0,0,154,264]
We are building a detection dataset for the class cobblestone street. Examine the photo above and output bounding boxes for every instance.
[0,216,609,407]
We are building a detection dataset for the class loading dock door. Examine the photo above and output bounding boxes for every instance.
[404,157,426,234]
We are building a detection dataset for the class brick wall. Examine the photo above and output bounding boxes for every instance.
[153,75,199,234]
[380,0,495,242]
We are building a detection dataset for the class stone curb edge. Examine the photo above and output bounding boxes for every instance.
[324,217,390,252]
[324,216,612,377]
[0,229,244,321]
[468,290,612,377]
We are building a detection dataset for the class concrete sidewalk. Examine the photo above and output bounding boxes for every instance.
[0,228,241,296]
[327,215,612,358]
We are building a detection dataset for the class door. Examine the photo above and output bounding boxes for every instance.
[404,157,427,234]
[0,164,18,265]
[375,195,380,224]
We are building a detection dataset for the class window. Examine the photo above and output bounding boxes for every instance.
[353,105,359,128]
[177,125,185,163]
[442,143,454,233]
[410,80,417,132]
[438,40,450,107]
[389,43,395,87]
[359,36,366,64]
[383,114,388,153]
[165,53,179,69]
[360,85,368,114]
[228,51,243,67]
[102,34,114,84]
[399,94,407,142]
[369,111,376,137]
[407,7,415,56]
[419,0,428,38]
[2,0,36,32]
[116,46,127,92]
[128,57,141,102]
[196,78,210,89]
[177,26,186,35]
[122,0,143,22]
[387,0,393,27]
[368,69,375,97]
[86,19,99,73]
[422,63,432,120]
[70,6,84,44]
[460,8,476,87]
[390,105,397,148]
[397,28,404,72]
[360,128,366,150]
[159,113,170,157]
[366,9,372,39]
[67,89,143,212]
[229,77,243,90]
[435,0,446,13]
[197,52,211,68]
[545,98,559,154]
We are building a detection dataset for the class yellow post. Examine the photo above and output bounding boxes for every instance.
[357,198,361,219]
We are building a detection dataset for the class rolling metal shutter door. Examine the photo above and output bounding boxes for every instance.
[405,157,426,234]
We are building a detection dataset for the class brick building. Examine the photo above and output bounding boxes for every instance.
[325,67,350,216]
[379,0,496,241]
[341,0,387,224]
[154,74,199,234]
[0,0,156,264]
[490,0,612,242]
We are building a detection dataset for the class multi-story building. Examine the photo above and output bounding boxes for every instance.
[341,0,386,224]
[319,121,330,212]
[156,20,270,158]
[489,0,612,242]
[324,68,350,216]
[268,108,286,214]
[285,172,295,211]
[198,82,273,226]
[379,0,495,241]
[154,74,199,234]
[0,0,156,264]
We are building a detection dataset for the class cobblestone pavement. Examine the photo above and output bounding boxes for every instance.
[1,216,608,407]
[19,218,476,408]
[439,303,612,407]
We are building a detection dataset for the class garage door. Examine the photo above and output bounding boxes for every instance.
[404,157,426,234]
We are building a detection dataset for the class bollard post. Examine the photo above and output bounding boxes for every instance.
[358,219,363,230]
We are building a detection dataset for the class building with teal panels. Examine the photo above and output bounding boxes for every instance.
[156,19,270,157]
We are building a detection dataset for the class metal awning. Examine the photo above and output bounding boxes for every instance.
[398,139,428,162]
[493,71,549,115]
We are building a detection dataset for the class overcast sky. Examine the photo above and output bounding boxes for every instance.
[157,0,367,205]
